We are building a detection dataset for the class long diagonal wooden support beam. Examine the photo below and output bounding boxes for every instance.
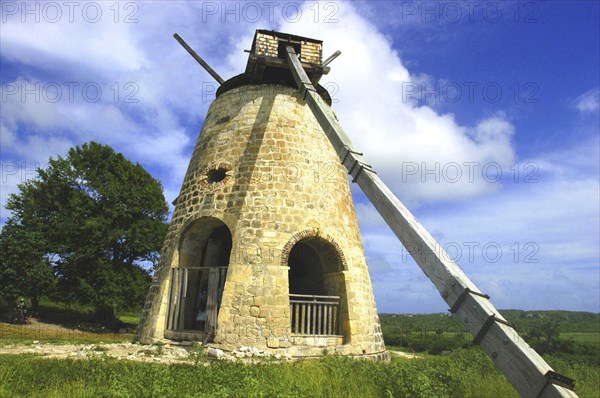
[285,46,578,398]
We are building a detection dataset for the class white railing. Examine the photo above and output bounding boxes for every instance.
[289,294,340,335]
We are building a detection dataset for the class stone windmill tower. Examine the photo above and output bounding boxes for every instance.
[135,30,388,360]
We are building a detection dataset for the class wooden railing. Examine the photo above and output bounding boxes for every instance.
[166,267,227,332]
[289,294,340,335]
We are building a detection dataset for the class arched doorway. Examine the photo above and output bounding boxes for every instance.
[286,235,348,337]
[166,218,232,336]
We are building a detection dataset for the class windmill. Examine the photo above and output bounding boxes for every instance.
[135,30,577,398]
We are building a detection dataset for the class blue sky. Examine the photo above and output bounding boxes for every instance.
[1,1,598,313]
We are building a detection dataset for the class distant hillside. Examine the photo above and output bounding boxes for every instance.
[380,309,600,362]
[380,310,600,333]
[499,310,600,333]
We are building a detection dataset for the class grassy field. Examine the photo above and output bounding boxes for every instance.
[0,298,137,346]
[380,311,600,363]
[562,332,600,346]
[0,349,597,398]
[0,301,597,397]
[0,323,133,346]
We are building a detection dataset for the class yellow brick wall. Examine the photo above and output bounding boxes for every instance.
[254,32,322,64]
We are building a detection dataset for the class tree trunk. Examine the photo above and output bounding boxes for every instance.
[94,302,118,329]
[30,295,40,312]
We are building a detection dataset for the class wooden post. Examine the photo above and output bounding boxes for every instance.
[285,45,578,398]
[300,304,306,334]
[166,268,177,330]
[173,269,183,330]
[317,303,322,334]
[180,268,188,329]
[333,306,338,335]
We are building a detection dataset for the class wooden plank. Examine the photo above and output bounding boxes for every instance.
[333,306,338,335]
[206,268,219,331]
[294,303,300,334]
[317,304,322,334]
[183,268,188,298]
[179,268,188,329]
[166,268,177,330]
[289,294,341,299]
[172,268,179,330]
[284,46,578,398]
[173,269,183,330]
[324,304,330,335]
[290,301,338,305]
[312,303,317,334]
[248,53,330,75]
[328,305,333,335]
[307,304,312,334]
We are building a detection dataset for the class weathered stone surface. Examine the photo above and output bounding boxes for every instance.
[135,84,387,360]
[207,348,224,359]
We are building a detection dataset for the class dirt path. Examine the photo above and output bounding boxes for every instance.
[388,350,420,359]
[1,320,420,363]
[0,341,194,364]
[0,342,194,363]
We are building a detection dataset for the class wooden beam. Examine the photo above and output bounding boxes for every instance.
[252,63,266,82]
[284,45,578,398]
[323,50,341,67]
[173,33,225,85]
[248,53,330,75]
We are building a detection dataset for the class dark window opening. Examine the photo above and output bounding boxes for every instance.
[207,168,227,184]
[288,242,325,296]
[278,41,301,60]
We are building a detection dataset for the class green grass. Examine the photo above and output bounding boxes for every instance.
[117,313,140,325]
[0,348,597,398]
[379,310,600,335]
[0,297,138,346]
[547,355,600,398]
[0,323,134,346]
[562,332,600,346]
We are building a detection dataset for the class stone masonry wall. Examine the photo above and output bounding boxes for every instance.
[136,84,386,359]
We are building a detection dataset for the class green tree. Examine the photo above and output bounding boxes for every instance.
[4,142,169,323]
[526,313,566,353]
[0,221,55,311]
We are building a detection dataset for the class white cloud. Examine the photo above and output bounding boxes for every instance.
[1,1,516,212]
[0,3,259,216]
[359,137,600,312]
[277,3,516,206]
[573,88,600,113]
[1,7,147,74]
[0,120,17,148]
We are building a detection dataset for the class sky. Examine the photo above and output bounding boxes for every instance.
[1,1,599,314]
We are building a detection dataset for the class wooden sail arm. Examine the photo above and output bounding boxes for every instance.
[284,45,578,398]
[173,33,225,85]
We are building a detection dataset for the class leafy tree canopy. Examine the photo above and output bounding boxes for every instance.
[2,142,169,323]
[0,221,54,311]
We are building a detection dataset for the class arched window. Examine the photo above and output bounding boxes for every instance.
[166,218,231,336]
[286,235,348,338]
